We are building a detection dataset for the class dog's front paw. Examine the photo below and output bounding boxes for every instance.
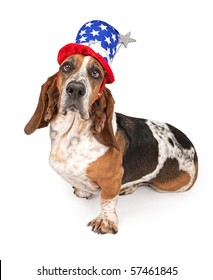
[73,187,92,199]
[87,213,118,234]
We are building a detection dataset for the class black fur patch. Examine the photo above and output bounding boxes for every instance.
[168,137,174,147]
[116,113,159,184]
[167,124,196,150]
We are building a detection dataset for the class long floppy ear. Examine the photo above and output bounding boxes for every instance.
[24,73,59,135]
[92,87,119,151]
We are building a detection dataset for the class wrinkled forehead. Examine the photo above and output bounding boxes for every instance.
[62,54,105,75]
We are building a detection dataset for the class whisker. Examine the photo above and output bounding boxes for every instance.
[53,97,60,110]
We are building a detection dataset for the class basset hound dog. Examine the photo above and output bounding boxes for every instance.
[24,52,198,234]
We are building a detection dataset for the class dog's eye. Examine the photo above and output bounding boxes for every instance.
[61,62,73,73]
[91,69,100,79]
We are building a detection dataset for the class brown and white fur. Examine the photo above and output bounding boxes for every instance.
[24,54,198,234]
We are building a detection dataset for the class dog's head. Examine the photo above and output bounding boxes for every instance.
[24,54,119,150]
[58,54,105,119]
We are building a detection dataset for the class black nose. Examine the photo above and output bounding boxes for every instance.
[66,82,86,98]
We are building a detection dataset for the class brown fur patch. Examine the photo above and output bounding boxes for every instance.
[150,158,191,192]
[151,171,190,192]
[91,88,119,150]
[186,160,198,191]
[87,59,105,106]
[24,73,59,135]
[87,131,125,199]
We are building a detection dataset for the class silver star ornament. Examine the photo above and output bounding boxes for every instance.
[119,32,136,48]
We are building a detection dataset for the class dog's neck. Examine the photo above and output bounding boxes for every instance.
[49,108,118,154]
[50,111,93,142]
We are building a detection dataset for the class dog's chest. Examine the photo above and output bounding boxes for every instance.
[49,113,108,192]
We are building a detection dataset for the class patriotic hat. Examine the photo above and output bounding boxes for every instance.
[57,20,136,89]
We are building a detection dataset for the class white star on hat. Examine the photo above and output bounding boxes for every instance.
[79,36,87,42]
[90,29,100,37]
[105,36,111,45]
[99,23,107,31]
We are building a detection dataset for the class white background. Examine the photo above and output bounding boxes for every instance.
[0,0,212,279]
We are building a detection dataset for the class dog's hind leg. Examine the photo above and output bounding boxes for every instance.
[119,184,138,196]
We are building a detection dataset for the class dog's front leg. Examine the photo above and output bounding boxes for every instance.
[86,143,124,234]
[87,195,118,234]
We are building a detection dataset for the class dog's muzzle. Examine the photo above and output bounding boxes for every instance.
[60,81,89,120]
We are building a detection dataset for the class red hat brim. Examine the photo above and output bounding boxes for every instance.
[57,43,114,84]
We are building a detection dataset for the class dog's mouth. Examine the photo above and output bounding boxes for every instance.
[61,104,89,120]
[67,104,79,113]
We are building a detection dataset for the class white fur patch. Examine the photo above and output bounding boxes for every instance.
[121,120,196,192]
[49,111,118,194]
[49,112,108,193]
[100,196,118,225]
[92,196,118,227]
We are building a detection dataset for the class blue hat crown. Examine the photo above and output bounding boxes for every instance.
[58,20,135,87]
[76,20,120,65]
